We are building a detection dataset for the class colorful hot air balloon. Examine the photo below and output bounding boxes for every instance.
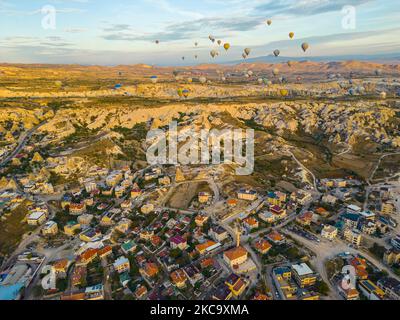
[280,89,289,97]
[247,70,253,76]
[266,20,272,26]
[223,43,230,51]
[273,49,280,57]
[182,89,190,98]
[199,76,207,84]
[273,68,279,76]
[210,50,217,58]
[258,78,263,84]
[177,89,184,97]
[173,70,179,77]
[217,40,222,45]
[289,32,294,39]
[150,76,158,84]
[155,40,160,44]
[244,48,251,56]
[380,91,387,99]
[301,43,309,52]
[287,61,293,67]
[187,78,193,83]
[55,80,63,88]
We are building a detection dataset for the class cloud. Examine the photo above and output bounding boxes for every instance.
[255,0,373,16]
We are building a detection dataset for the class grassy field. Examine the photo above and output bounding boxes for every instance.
[0,201,35,261]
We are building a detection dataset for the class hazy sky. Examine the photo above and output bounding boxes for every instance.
[0,0,399,65]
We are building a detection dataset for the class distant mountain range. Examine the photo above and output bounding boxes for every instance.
[227,52,400,65]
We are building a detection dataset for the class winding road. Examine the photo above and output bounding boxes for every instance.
[0,120,47,168]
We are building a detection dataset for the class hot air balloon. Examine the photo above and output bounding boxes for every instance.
[289,32,294,39]
[182,89,190,98]
[210,50,217,58]
[287,61,293,67]
[242,53,247,59]
[258,78,263,84]
[273,68,279,76]
[244,48,251,56]
[266,20,272,26]
[209,35,215,43]
[223,43,230,51]
[301,43,309,52]
[114,84,122,90]
[177,89,184,97]
[217,40,222,45]
[199,76,207,84]
[173,70,179,77]
[187,78,193,83]
[247,70,253,76]
[55,81,63,88]
[195,42,198,47]
[273,49,280,57]
[194,55,198,59]
[375,69,382,76]
[155,40,160,44]
[150,76,158,84]
[280,89,289,97]
[182,56,185,60]
[348,88,356,96]
[380,91,387,99]
[245,74,250,78]
[221,77,226,82]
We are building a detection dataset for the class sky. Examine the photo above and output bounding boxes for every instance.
[0,0,399,65]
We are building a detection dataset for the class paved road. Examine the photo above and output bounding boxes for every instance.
[368,152,400,185]
[0,121,47,168]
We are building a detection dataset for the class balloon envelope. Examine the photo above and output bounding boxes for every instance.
[223,43,230,51]
[273,50,280,57]
[301,43,309,52]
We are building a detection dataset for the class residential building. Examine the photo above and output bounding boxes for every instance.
[291,263,317,288]
[321,225,338,240]
[254,239,272,255]
[113,256,130,274]
[198,192,211,204]
[243,217,259,231]
[384,248,400,265]
[140,262,159,278]
[27,211,47,226]
[209,226,229,242]
[237,189,257,201]
[225,274,247,297]
[343,228,362,246]
[358,280,385,300]
[195,240,220,255]
[41,221,58,236]
[223,246,248,268]
[64,221,81,236]
[170,269,187,289]
[170,235,188,250]
[121,240,137,255]
[377,277,400,300]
